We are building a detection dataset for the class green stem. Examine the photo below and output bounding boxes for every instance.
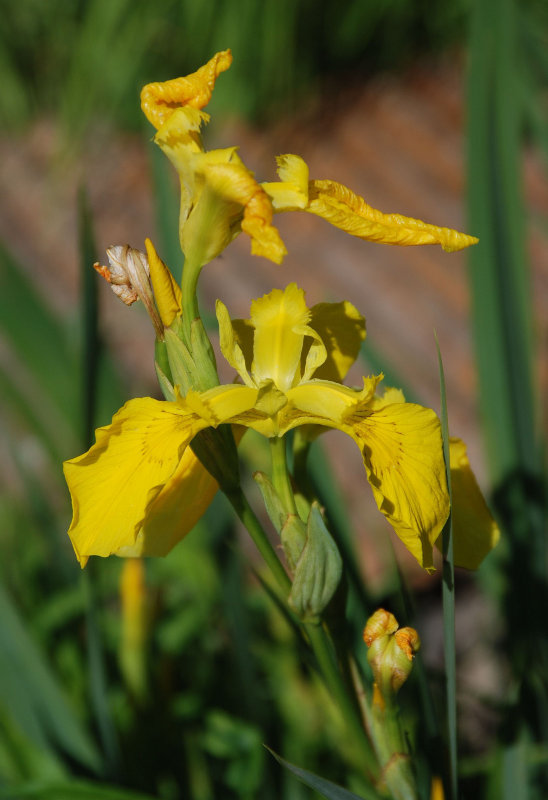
[229,482,378,777]
[180,254,201,346]
[306,623,379,777]
[270,436,298,516]
[225,488,291,595]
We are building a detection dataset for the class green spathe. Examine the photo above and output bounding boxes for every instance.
[289,502,342,622]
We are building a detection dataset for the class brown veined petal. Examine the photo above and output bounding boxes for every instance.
[345,402,450,570]
[141,50,233,130]
[308,179,478,252]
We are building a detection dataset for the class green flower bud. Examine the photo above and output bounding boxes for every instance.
[288,502,342,622]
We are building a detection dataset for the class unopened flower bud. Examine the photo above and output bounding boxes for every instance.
[94,245,163,339]
[363,609,420,702]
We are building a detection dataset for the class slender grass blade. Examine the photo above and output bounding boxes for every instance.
[435,336,456,800]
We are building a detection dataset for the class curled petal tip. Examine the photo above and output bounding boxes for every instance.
[141,50,232,129]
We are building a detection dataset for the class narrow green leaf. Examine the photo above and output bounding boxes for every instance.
[467,0,547,790]
[0,240,80,456]
[435,335,456,800]
[0,780,158,800]
[78,189,99,450]
[0,583,101,773]
[267,748,382,800]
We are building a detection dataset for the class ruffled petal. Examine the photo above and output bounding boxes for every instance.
[346,402,449,570]
[438,437,500,569]
[141,50,232,129]
[307,180,478,252]
[63,398,207,565]
[262,154,310,211]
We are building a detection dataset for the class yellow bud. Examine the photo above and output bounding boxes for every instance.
[364,609,420,700]
[145,238,182,328]
[363,608,398,646]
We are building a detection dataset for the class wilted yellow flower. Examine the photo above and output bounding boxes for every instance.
[64,284,451,570]
[140,52,477,270]
[264,154,478,252]
[141,50,286,267]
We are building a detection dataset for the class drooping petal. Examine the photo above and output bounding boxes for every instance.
[119,447,219,557]
[141,50,233,129]
[63,398,207,565]
[307,300,366,382]
[250,284,324,392]
[436,437,500,569]
[307,180,478,252]
[263,154,478,252]
[203,161,287,264]
[346,402,449,570]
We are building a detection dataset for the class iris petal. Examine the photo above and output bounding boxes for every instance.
[63,398,207,565]
[440,437,500,569]
[347,402,449,570]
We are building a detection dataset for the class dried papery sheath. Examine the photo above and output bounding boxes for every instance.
[94,245,163,339]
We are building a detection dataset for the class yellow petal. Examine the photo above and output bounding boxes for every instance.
[308,179,478,252]
[262,154,310,211]
[286,376,381,428]
[346,402,449,570]
[203,161,287,264]
[307,300,366,382]
[122,446,219,557]
[145,238,181,328]
[369,386,407,411]
[186,383,261,428]
[216,300,254,387]
[250,284,323,392]
[276,379,448,568]
[63,397,207,565]
[141,50,232,129]
[438,437,500,569]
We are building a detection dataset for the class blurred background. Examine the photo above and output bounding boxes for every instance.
[0,1,547,798]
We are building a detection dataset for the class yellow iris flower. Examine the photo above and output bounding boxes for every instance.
[64,283,497,572]
[140,51,477,268]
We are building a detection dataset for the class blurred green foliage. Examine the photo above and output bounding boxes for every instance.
[0,0,473,136]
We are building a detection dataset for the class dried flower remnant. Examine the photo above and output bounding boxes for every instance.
[94,245,163,339]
